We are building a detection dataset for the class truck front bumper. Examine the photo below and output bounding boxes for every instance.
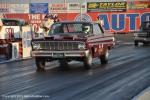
[32,50,89,58]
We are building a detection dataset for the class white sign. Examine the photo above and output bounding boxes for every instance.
[68,3,86,13]
[49,3,67,13]
[10,4,29,13]
[0,3,10,13]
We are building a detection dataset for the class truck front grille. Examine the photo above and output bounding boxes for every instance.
[38,41,80,50]
[138,32,150,37]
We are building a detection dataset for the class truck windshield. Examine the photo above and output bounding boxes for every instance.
[49,23,92,35]
[142,22,150,30]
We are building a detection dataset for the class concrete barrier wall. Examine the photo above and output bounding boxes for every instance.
[114,33,134,43]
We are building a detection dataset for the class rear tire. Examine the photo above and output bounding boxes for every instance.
[84,51,92,69]
[35,58,46,71]
[100,49,108,65]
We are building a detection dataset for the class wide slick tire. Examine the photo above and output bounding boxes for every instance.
[84,51,93,69]
[35,58,46,71]
[100,49,109,65]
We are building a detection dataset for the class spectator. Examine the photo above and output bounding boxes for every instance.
[53,14,59,23]
[41,14,54,36]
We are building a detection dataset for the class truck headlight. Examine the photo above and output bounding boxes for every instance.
[32,42,40,50]
[78,43,85,50]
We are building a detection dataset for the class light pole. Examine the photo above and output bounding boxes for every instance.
[64,0,67,20]
[80,1,82,21]
[80,0,87,21]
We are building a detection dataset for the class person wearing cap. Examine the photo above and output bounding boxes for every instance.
[41,14,54,36]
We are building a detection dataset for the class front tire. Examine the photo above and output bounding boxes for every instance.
[100,49,108,64]
[134,41,138,46]
[84,51,93,69]
[35,58,46,71]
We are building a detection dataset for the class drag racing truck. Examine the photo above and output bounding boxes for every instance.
[0,18,32,59]
[134,21,150,46]
[31,21,115,71]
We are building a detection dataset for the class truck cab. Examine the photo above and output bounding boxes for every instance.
[134,21,150,46]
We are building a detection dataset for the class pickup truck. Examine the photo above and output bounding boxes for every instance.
[31,21,115,71]
[134,21,150,46]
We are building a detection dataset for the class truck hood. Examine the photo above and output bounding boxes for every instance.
[135,30,150,33]
[33,33,87,41]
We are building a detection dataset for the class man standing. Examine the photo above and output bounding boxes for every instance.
[41,14,54,36]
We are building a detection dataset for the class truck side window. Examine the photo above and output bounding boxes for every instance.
[93,23,103,35]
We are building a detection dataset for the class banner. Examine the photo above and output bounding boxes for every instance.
[97,12,150,32]
[0,3,10,13]
[49,3,67,13]
[4,9,150,33]
[127,1,150,10]
[10,4,29,13]
[74,14,92,22]
[68,3,86,13]
[30,3,48,14]
[87,2,127,12]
